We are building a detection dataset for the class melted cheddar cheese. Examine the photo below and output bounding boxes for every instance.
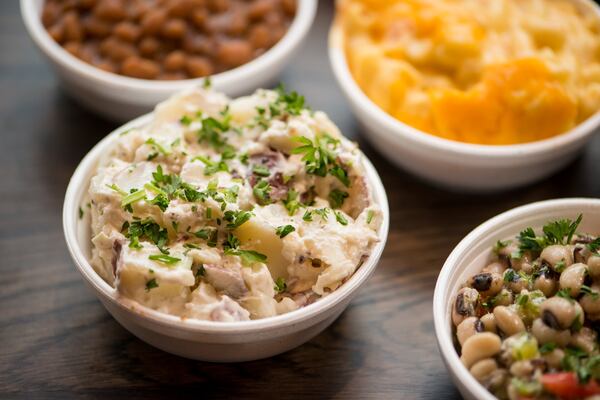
[338,0,600,145]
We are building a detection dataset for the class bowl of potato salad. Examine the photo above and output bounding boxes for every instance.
[63,84,389,362]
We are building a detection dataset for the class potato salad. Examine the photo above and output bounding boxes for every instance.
[87,84,381,322]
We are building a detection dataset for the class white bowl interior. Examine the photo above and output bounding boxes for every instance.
[22,0,317,96]
[63,113,390,338]
[433,198,600,399]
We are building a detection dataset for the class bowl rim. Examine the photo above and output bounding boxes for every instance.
[21,0,317,94]
[328,0,600,159]
[432,198,600,400]
[63,111,390,335]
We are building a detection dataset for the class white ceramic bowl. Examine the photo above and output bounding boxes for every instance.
[62,113,390,362]
[21,0,317,122]
[328,0,600,191]
[433,198,600,399]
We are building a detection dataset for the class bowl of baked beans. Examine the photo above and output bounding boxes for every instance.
[21,0,317,121]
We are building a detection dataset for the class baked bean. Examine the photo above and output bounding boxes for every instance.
[63,41,81,57]
[248,0,274,21]
[83,16,112,38]
[93,0,126,21]
[113,21,141,42]
[493,306,525,336]
[480,313,497,333]
[470,358,497,382]
[461,332,502,368]
[249,24,272,49]
[186,56,214,78]
[162,19,188,39]
[456,316,484,346]
[63,11,84,42]
[531,318,571,346]
[541,245,573,271]
[559,263,588,297]
[48,23,65,44]
[452,287,480,326]
[217,39,253,67]
[164,51,186,71]
[100,37,137,61]
[43,0,295,80]
[121,56,160,79]
[138,37,161,57]
[141,9,168,35]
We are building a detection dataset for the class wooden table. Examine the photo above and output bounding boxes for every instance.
[2,1,600,398]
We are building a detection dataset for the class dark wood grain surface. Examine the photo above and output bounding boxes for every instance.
[2,1,600,399]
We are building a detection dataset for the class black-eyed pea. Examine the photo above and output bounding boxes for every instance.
[480,313,497,333]
[573,244,591,264]
[482,261,507,275]
[588,255,600,279]
[559,263,588,297]
[460,332,502,368]
[540,245,573,272]
[570,327,597,353]
[494,288,514,307]
[540,297,579,330]
[456,317,484,346]
[503,269,528,293]
[580,284,600,314]
[509,360,534,378]
[531,318,571,346]
[533,274,558,297]
[469,358,497,382]
[493,306,525,336]
[468,272,503,296]
[510,251,534,272]
[543,348,565,369]
[452,287,479,326]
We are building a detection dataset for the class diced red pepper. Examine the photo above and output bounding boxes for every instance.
[541,372,600,399]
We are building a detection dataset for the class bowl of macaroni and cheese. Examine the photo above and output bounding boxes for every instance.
[329,0,600,191]
[62,85,389,361]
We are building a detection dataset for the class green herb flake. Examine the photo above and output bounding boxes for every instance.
[252,164,271,177]
[335,211,348,226]
[145,278,159,292]
[539,342,557,354]
[149,254,181,265]
[224,210,253,229]
[121,189,146,208]
[329,189,349,209]
[274,277,287,293]
[253,179,271,205]
[366,210,375,224]
[78,206,84,219]
[275,225,295,238]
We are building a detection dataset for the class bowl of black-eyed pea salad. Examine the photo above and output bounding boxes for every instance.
[434,198,600,400]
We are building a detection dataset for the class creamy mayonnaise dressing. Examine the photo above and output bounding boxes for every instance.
[88,86,381,322]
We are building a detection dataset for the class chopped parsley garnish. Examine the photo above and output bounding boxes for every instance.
[581,285,600,299]
[517,215,583,253]
[194,228,213,239]
[106,183,127,196]
[222,233,267,265]
[123,218,169,253]
[78,207,84,219]
[206,207,213,219]
[121,189,146,208]
[145,138,170,156]
[302,209,313,221]
[283,189,301,216]
[145,278,159,291]
[252,164,271,177]
[203,76,212,89]
[493,240,510,254]
[588,237,600,254]
[197,111,233,152]
[273,83,306,116]
[180,115,193,126]
[329,189,349,209]
[149,254,181,265]
[274,277,287,293]
[291,134,350,187]
[253,179,271,205]
[194,155,230,176]
[335,211,348,225]
[556,288,574,301]
[504,269,517,283]
[276,225,295,238]
[539,342,557,354]
[366,210,374,224]
[224,210,252,229]
[562,348,600,384]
